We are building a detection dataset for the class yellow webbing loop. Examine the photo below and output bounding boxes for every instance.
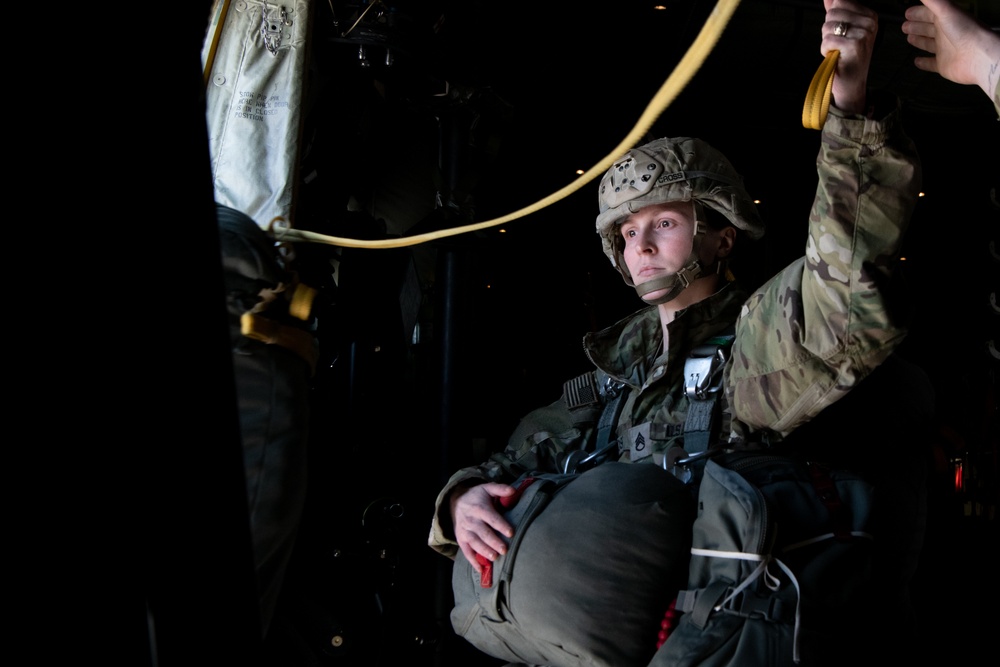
[203,0,232,89]
[241,312,320,374]
[802,50,839,130]
[288,283,317,321]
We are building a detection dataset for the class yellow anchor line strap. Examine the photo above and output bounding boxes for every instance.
[268,0,747,250]
[203,0,231,89]
[802,50,839,130]
[241,311,320,374]
[213,0,835,250]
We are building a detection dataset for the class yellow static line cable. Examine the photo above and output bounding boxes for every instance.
[274,0,745,250]
[341,1,385,38]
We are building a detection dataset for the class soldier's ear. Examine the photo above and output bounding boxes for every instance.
[715,226,737,259]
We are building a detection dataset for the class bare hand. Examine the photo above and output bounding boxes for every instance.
[901,0,1000,97]
[821,0,879,115]
[450,482,517,572]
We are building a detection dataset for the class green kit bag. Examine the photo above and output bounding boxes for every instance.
[451,462,695,667]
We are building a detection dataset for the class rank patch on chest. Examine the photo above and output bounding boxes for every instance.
[627,422,653,461]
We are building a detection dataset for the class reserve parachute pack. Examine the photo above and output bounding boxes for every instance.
[450,462,694,667]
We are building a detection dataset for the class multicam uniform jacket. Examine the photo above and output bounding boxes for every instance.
[429,100,922,558]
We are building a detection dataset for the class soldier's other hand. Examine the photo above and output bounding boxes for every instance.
[450,483,517,572]
[902,0,1000,97]
[822,0,879,115]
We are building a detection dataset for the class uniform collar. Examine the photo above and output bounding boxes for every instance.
[583,281,745,389]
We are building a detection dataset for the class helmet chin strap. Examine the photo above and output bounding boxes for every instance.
[635,261,703,305]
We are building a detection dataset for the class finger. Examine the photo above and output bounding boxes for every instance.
[912,55,941,74]
[456,524,498,561]
[905,33,939,54]
[903,5,935,24]
[456,511,510,553]
[477,521,512,554]
[481,482,518,498]
[821,13,877,56]
[824,12,878,37]
[916,0,954,18]
[460,498,513,538]
[482,512,514,539]
[459,543,482,574]
[901,18,937,40]
[825,0,878,19]
[464,529,505,561]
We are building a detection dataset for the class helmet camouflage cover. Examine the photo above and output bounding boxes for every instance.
[596,137,765,288]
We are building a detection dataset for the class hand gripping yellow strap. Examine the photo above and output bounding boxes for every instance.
[802,50,839,130]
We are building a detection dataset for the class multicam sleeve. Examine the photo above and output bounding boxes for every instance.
[727,95,922,439]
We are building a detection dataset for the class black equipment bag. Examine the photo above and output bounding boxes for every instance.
[650,451,876,667]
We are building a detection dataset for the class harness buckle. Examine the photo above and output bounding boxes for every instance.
[684,343,727,400]
[601,376,626,400]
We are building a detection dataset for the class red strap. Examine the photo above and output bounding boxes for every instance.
[477,554,493,587]
[656,598,681,649]
[477,477,537,588]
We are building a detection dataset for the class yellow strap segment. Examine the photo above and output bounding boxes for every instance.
[241,312,319,373]
[203,0,233,89]
[288,283,317,321]
[802,50,839,130]
[271,0,746,250]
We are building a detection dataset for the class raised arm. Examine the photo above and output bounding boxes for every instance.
[726,0,923,440]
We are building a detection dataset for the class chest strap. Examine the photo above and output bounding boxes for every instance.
[682,333,735,455]
[561,374,628,474]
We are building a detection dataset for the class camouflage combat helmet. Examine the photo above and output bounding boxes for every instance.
[596,137,765,305]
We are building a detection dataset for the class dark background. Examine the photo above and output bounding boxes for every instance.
[130,1,997,666]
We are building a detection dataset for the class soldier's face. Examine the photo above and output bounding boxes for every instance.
[620,201,735,303]
[619,201,699,290]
